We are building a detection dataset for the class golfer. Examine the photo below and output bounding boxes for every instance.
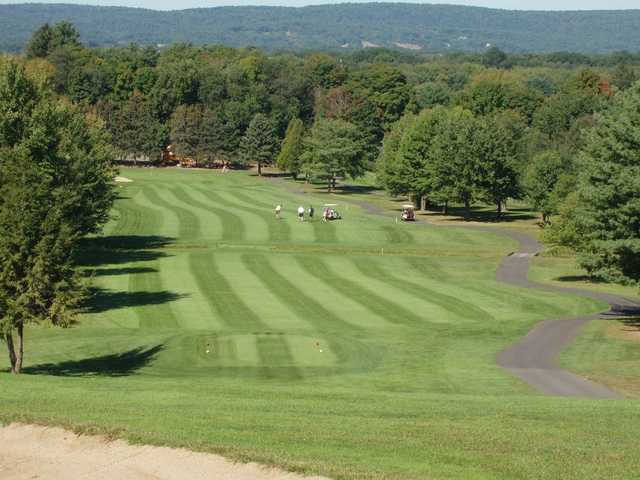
[308,205,314,220]
[297,205,305,221]
[275,204,282,219]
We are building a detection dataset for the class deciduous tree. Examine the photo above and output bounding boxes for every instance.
[0,62,116,373]
[301,118,365,191]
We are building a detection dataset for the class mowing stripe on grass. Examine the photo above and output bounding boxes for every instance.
[112,189,166,237]
[191,186,269,243]
[222,253,313,331]
[143,186,201,241]
[325,256,456,325]
[382,225,415,245]
[214,190,293,243]
[406,257,451,282]
[296,256,427,328]
[269,256,390,329]
[241,253,360,333]
[171,186,245,242]
[188,250,265,330]
[131,261,180,329]
[256,334,303,380]
[159,254,215,330]
[352,258,494,323]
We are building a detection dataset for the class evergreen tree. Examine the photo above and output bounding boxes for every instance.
[199,107,229,166]
[276,118,304,179]
[239,113,278,175]
[25,21,82,59]
[482,46,510,69]
[49,21,82,51]
[170,104,203,166]
[25,23,52,58]
[573,83,640,283]
[611,64,638,91]
[114,92,164,163]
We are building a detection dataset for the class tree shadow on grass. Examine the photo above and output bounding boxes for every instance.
[86,267,158,277]
[622,316,640,329]
[257,171,291,178]
[419,205,537,223]
[332,184,380,195]
[22,345,164,377]
[76,235,175,267]
[82,288,188,314]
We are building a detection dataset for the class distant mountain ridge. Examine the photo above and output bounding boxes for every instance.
[1,3,640,53]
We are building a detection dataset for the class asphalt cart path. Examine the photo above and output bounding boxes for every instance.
[473,227,638,398]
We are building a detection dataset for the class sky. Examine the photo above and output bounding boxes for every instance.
[0,0,638,10]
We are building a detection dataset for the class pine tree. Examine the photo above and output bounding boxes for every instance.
[239,113,277,176]
[276,118,304,179]
[25,23,52,59]
[573,82,640,283]
[170,104,203,166]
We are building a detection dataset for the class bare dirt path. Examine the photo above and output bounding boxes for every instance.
[0,423,329,480]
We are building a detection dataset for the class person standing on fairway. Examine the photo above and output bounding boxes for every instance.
[297,205,305,221]
[275,204,282,219]
[308,205,314,221]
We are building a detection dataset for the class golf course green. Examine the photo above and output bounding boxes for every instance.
[1,168,639,479]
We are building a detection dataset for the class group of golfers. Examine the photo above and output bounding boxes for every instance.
[275,204,338,222]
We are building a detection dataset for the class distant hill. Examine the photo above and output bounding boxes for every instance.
[2,3,640,54]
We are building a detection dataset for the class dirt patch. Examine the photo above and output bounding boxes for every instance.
[115,176,133,183]
[608,319,640,342]
[0,423,330,480]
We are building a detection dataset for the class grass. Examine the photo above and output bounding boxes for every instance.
[560,317,640,399]
[530,255,640,300]
[1,168,639,479]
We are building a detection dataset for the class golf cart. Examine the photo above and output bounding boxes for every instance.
[401,204,415,221]
[323,204,341,221]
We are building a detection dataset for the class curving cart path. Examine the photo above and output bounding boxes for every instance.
[270,179,639,398]
[488,228,638,399]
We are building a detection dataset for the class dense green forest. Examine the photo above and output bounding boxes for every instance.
[3,3,640,54]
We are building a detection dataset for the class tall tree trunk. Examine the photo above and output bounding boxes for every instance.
[14,323,23,374]
[257,161,262,176]
[463,197,471,219]
[442,200,448,215]
[421,196,428,211]
[5,332,17,374]
[497,200,502,218]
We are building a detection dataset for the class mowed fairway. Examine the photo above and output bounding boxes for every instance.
[1,168,638,479]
